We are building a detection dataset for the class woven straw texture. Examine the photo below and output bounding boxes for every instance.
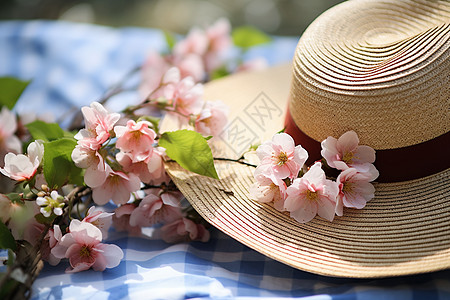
[290,0,450,149]
[165,0,450,278]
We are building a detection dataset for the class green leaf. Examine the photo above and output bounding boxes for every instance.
[0,221,16,251]
[210,66,230,80]
[159,130,218,179]
[7,249,15,266]
[0,77,30,110]
[63,130,76,138]
[6,193,21,204]
[25,120,65,141]
[232,26,272,49]
[43,138,81,189]
[164,30,176,51]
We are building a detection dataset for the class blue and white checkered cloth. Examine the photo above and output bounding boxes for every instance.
[1,20,449,300]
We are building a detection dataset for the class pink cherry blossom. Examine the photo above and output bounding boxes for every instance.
[321,131,376,173]
[0,106,21,161]
[116,151,152,183]
[284,162,339,223]
[51,220,123,273]
[0,140,44,181]
[82,206,114,239]
[140,50,171,99]
[160,66,181,87]
[161,217,210,243]
[113,204,142,235]
[41,225,63,266]
[204,18,232,72]
[171,27,208,82]
[249,173,287,210]
[91,166,141,205]
[160,68,204,116]
[194,101,228,137]
[146,147,170,185]
[174,27,208,57]
[117,148,169,185]
[129,189,183,227]
[75,102,120,151]
[173,53,205,83]
[114,120,156,162]
[71,145,108,188]
[335,167,377,216]
[206,19,232,53]
[255,133,308,182]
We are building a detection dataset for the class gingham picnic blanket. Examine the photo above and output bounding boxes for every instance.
[1,20,449,300]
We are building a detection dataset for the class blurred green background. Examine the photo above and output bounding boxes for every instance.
[0,0,344,36]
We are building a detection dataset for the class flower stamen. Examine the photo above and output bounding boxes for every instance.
[276,152,289,166]
[79,246,91,258]
[342,181,353,193]
[306,190,318,202]
[342,151,354,164]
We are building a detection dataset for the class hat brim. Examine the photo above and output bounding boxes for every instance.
[164,65,450,278]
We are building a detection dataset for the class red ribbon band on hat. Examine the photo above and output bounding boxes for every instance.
[284,108,450,183]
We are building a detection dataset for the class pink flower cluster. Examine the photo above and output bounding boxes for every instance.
[0,107,21,163]
[71,102,169,206]
[142,66,229,138]
[112,188,210,243]
[250,131,378,223]
[0,140,44,181]
[69,81,223,247]
[49,213,123,273]
[140,19,232,97]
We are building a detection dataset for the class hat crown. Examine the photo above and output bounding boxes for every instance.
[289,0,450,150]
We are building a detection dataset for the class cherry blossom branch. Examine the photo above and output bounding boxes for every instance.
[0,229,48,300]
[213,157,257,168]
[97,66,142,105]
[67,66,141,131]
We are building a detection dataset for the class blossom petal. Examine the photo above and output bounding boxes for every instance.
[92,185,112,205]
[344,181,375,209]
[27,140,44,165]
[289,199,317,223]
[354,145,376,164]
[360,164,379,181]
[69,219,103,242]
[320,136,338,168]
[337,130,359,153]
[335,195,344,216]
[303,162,325,183]
[273,165,290,180]
[249,182,275,203]
[96,243,124,268]
[284,192,306,213]
[66,262,92,274]
[316,197,336,222]
[51,243,69,259]
[272,133,295,153]
[293,145,308,168]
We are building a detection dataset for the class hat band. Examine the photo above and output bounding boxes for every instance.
[284,108,450,183]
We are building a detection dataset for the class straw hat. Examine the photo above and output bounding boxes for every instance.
[164,0,450,278]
